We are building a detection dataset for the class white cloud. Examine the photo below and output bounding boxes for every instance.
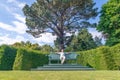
[0,21,27,34]
[0,22,14,31]
[0,34,26,45]
[31,33,57,45]
[0,0,27,35]
[18,3,25,9]
[0,0,58,46]
[7,0,25,9]
[0,0,25,15]
[90,31,102,38]
[0,0,27,34]
[89,28,102,38]
[13,21,27,33]
[13,13,25,23]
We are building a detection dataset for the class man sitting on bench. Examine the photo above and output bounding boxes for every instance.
[57,49,65,64]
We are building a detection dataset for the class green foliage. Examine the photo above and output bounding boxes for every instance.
[12,41,41,50]
[97,0,120,46]
[23,0,98,50]
[0,45,17,70]
[12,41,53,52]
[13,48,48,70]
[1,43,120,70]
[105,37,120,46]
[65,29,97,51]
[54,35,74,50]
[77,47,108,70]
[77,44,120,70]
[40,44,53,52]
[110,44,120,69]
[94,36,103,46]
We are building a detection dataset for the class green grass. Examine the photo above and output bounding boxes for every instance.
[0,71,120,80]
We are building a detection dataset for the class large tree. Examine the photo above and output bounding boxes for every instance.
[97,0,120,46]
[23,0,98,50]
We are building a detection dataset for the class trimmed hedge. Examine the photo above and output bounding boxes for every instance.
[110,44,120,69]
[13,48,48,70]
[77,45,120,70]
[1,43,120,70]
[0,45,17,70]
[77,47,108,70]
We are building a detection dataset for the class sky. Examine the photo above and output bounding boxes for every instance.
[0,0,108,46]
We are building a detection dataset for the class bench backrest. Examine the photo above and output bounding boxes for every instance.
[48,53,60,60]
[48,52,78,60]
[65,53,78,60]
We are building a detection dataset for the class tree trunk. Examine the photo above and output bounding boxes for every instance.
[59,37,64,50]
[58,15,64,51]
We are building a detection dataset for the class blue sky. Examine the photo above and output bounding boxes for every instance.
[0,0,108,46]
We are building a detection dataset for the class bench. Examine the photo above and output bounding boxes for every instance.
[48,52,79,64]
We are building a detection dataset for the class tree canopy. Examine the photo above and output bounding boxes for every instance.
[97,0,120,46]
[23,0,98,50]
[12,41,53,52]
[65,28,97,51]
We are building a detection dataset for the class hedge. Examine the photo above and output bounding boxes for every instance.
[77,45,120,70]
[110,44,120,69]
[1,43,120,70]
[0,45,17,70]
[13,48,48,70]
[77,47,108,70]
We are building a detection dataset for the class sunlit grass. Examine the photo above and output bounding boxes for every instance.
[0,71,120,80]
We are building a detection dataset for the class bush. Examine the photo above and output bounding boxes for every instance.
[0,45,17,70]
[77,46,119,70]
[110,44,120,69]
[13,48,48,70]
[1,43,120,70]
[77,47,108,70]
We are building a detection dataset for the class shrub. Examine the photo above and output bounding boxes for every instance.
[0,45,17,70]
[77,46,119,70]
[110,44,120,69]
[77,48,108,70]
[13,48,48,70]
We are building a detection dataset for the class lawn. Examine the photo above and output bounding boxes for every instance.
[0,71,120,80]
